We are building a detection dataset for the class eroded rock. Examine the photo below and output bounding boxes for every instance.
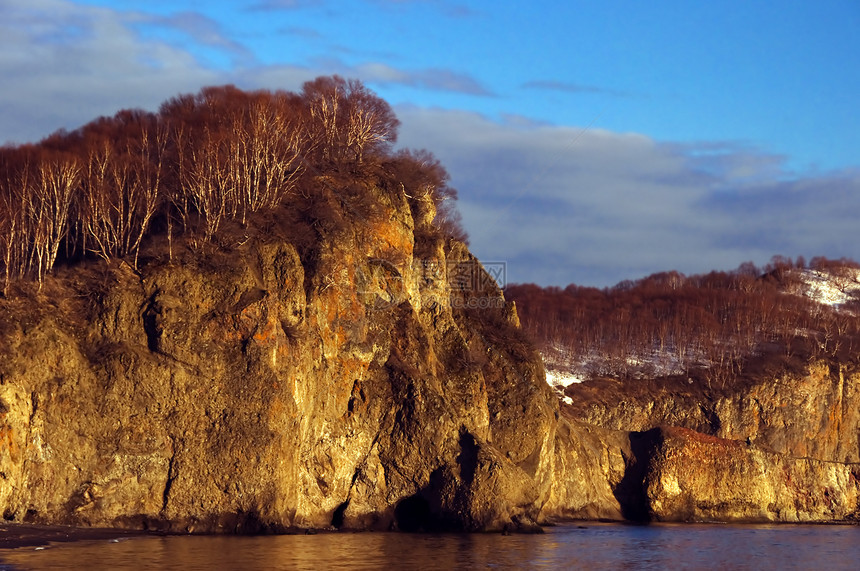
[0,181,569,533]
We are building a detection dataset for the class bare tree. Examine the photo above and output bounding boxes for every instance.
[302,76,399,166]
[32,151,80,284]
[80,112,167,266]
[163,86,310,244]
[0,148,29,294]
[0,148,83,287]
[225,91,306,222]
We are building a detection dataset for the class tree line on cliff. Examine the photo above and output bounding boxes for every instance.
[0,76,466,295]
[506,256,860,387]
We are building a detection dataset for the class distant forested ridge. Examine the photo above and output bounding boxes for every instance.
[0,76,465,294]
[506,256,860,386]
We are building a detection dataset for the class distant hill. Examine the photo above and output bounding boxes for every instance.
[506,256,860,396]
[507,260,860,523]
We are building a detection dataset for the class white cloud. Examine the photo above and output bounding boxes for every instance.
[395,106,860,286]
[312,60,492,95]
[0,0,220,144]
[145,11,253,63]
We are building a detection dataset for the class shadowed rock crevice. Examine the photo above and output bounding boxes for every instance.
[457,430,479,486]
[330,500,349,529]
[612,428,662,522]
[141,292,161,353]
[161,448,177,514]
[393,494,433,533]
[698,404,721,433]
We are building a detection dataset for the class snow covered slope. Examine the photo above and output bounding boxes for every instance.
[798,268,860,307]
[540,265,860,398]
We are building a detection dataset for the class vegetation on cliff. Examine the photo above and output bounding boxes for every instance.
[0,76,465,294]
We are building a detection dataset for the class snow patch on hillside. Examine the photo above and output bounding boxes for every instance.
[542,346,691,389]
[545,374,576,406]
[545,368,585,387]
[798,269,860,307]
[542,353,583,405]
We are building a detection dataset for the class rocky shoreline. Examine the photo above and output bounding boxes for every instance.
[1,170,858,532]
[0,522,159,549]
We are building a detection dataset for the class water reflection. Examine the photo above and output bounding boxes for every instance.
[2,523,859,570]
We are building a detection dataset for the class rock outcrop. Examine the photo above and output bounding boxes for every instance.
[633,427,860,522]
[566,361,860,465]
[558,359,860,523]
[0,178,569,533]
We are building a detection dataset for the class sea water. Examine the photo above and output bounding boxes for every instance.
[1,522,858,570]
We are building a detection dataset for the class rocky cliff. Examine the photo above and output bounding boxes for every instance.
[1,177,858,532]
[565,359,860,464]
[558,357,860,522]
[639,426,860,523]
[0,175,582,533]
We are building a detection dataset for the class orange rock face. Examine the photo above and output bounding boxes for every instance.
[0,181,563,533]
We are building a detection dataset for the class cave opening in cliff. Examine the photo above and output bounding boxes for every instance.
[394,494,433,533]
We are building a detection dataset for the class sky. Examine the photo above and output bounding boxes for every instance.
[2,0,860,287]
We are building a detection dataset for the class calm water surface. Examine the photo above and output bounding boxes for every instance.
[1,523,858,570]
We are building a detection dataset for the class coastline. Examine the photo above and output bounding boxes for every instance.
[2,516,857,551]
[0,522,159,550]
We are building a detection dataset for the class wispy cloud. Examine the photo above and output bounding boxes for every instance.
[145,11,251,57]
[308,59,493,95]
[700,172,860,255]
[246,0,324,11]
[365,0,480,18]
[522,79,632,98]
[228,60,492,98]
[357,63,492,95]
[278,26,324,39]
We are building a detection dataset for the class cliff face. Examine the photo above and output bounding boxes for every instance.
[0,181,570,533]
[559,360,860,523]
[566,362,860,465]
[637,427,860,523]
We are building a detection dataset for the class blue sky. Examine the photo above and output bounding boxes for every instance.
[2,0,860,286]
